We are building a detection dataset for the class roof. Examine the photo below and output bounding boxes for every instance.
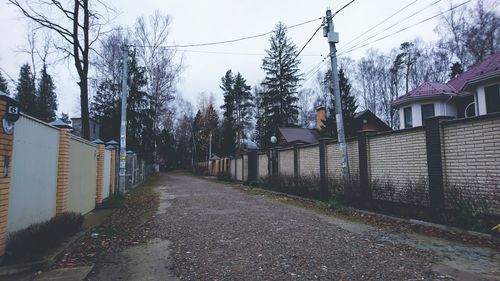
[240,139,259,149]
[448,52,500,91]
[354,110,392,131]
[278,127,320,144]
[49,119,73,129]
[392,52,500,107]
[392,82,457,106]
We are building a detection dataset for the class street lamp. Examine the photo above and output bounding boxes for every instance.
[270,135,277,176]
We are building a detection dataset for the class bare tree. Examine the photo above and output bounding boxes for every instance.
[134,10,183,160]
[436,0,499,68]
[8,0,111,139]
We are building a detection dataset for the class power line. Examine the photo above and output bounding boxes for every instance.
[338,0,474,56]
[131,16,323,49]
[338,0,443,52]
[338,0,420,52]
[294,22,325,60]
[179,49,323,57]
[332,0,357,16]
[302,0,474,85]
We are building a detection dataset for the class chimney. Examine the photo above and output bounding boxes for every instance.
[316,107,326,131]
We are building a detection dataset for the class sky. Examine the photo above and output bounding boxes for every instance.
[0,0,474,117]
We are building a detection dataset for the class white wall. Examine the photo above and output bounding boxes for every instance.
[67,136,97,214]
[9,116,60,232]
[398,100,457,129]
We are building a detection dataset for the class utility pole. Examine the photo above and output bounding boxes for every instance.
[324,9,350,181]
[208,131,212,171]
[118,40,128,195]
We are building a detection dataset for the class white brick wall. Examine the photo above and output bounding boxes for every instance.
[299,146,319,176]
[278,149,294,176]
[367,129,428,201]
[326,140,359,180]
[258,153,268,179]
[236,158,243,181]
[442,117,500,211]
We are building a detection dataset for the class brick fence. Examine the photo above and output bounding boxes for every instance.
[197,113,500,215]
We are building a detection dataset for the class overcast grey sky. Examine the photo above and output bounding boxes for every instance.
[0,0,474,117]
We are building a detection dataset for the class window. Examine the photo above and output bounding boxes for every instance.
[404,107,412,128]
[485,84,500,113]
[421,104,435,124]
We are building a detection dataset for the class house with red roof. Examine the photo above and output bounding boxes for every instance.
[392,52,500,129]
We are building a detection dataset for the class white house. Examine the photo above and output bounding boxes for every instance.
[392,52,500,129]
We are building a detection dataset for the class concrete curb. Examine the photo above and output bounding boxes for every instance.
[0,230,86,276]
[244,186,500,245]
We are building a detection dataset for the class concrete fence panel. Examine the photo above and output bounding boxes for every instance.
[258,153,268,179]
[8,116,60,232]
[441,115,500,210]
[236,158,243,181]
[278,149,294,176]
[243,155,248,181]
[230,159,236,179]
[67,136,98,214]
[299,145,320,176]
[103,149,111,200]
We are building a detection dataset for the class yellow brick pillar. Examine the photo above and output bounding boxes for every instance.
[95,143,105,205]
[109,148,116,195]
[55,128,71,215]
[0,93,20,261]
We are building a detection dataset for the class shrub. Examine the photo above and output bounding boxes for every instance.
[217,171,232,181]
[328,196,340,209]
[6,212,84,262]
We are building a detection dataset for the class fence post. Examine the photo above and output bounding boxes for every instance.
[357,131,371,206]
[319,140,328,199]
[55,128,71,215]
[95,143,105,206]
[0,94,18,263]
[110,148,116,195]
[425,116,452,218]
[293,145,299,181]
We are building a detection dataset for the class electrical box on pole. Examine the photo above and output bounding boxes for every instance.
[118,40,128,195]
[324,9,350,182]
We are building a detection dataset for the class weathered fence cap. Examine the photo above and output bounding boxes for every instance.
[49,118,73,129]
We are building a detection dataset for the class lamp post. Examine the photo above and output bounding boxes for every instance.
[270,135,277,176]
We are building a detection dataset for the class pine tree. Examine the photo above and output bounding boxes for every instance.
[90,49,153,161]
[37,65,58,122]
[15,63,37,116]
[233,72,253,147]
[260,22,301,147]
[321,68,358,139]
[0,71,9,94]
[220,70,236,156]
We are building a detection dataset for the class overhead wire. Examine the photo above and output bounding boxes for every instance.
[130,16,323,49]
[303,0,473,84]
[338,0,420,52]
[338,0,474,56]
[338,0,443,52]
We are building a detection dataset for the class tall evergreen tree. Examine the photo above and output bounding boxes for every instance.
[90,49,153,161]
[233,73,253,147]
[321,68,358,139]
[0,71,9,94]
[15,63,37,116]
[220,70,236,156]
[260,22,301,147]
[37,65,58,122]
